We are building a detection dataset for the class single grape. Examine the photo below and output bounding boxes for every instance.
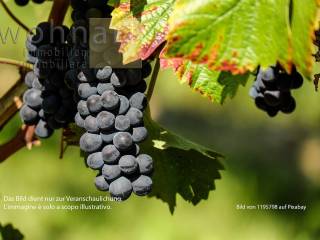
[32,0,46,4]
[84,115,99,133]
[26,35,37,53]
[249,87,259,99]
[95,175,109,191]
[24,71,36,88]
[254,94,268,111]
[80,132,103,153]
[75,112,85,128]
[15,0,29,6]
[97,83,114,95]
[266,107,279,117]
[280,96,296,114]
[254,76,266,92]
[102,144,120,164]
[96,66,112,81]
[109,176,133,200]
[129,92,147,110]
[35,119,53,138]
[117,95,130,115]
[126,107,143,126]
[77,100,90,117]
[102,164,121,181]
[110,72,127,87]
[87,152,104,170]
[136,154,153,174]
[78,83,97,99]
[291,72,304,89]
[38,109,45,119]
[132,175,152,196]
[86,94,102,113]
[115,115,130,131]
[260,67,275,82]
[264,90,281,106]
[20,105,38,125]
[142,62,152,78]
[96,111,115,130]
[132,127,148,143]
[119,155,138,174]
[23,89,43,109]
[113,132,133,151]
[101,90,119,110]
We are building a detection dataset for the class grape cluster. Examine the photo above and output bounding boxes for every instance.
[20,22,76,138]
[14,0,45,7]
[250,65,303,117]
[67,0,154,200]
[72,66,153,200]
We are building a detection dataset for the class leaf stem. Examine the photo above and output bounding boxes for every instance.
[147,57,160,102]
[0,0,32,33]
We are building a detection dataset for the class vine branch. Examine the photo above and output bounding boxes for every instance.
[0,58,33,70]
[147,57,160,102]
[0,0,32,33]
[0,125,40,163]
[48,0,70,25]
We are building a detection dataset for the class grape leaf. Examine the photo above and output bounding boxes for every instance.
[64,112,224,213]
[166,0,319,77]
[141,111,224,213]
[0,223,24,240]
[108,0,120,6]
[291,0,319,73]
[161,57,249,103]
[110,0,175,63]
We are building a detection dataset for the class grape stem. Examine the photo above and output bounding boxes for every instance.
[0,0,32,33]
[147,57,160,102]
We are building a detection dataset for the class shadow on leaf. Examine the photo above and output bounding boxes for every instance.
[0,223,24,240]
[141,113,224,213]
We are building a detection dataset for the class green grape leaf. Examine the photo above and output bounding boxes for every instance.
[161,56,249,103]
[141,111,224,213]
[166,0,319,77]
[291,0,319,73]
[63,112,224,213]
[110,0,175,63]
[0,223,24,240]
[108,0,120,6]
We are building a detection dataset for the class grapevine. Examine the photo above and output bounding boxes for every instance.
[0,0,319,215]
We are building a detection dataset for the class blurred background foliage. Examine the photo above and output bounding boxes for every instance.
[1,2,320,240]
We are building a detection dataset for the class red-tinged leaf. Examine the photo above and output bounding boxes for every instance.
[160,50,249,104]
[166,0,320,78]
[110,0,175,64]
